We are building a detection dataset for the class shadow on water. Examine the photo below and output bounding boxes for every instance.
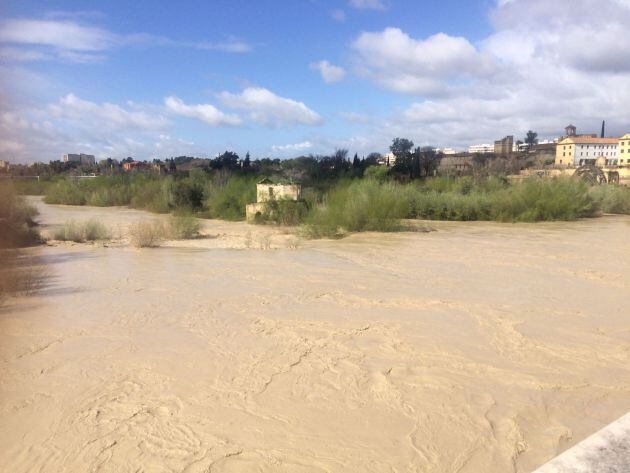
[0,249,92,314]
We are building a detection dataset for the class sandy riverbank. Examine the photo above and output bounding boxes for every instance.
[1,199,629,472]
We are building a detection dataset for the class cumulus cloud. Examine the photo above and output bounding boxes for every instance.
[0,17,253,63]
[352,28,495,95]
[486,0,630,73]
[349,0,387,11]
[345,0,630,149]
[164,96,242,126]
[218,87,323,127]
[310,60,346,83]
[0,98,206,163]
[50,93,170,131]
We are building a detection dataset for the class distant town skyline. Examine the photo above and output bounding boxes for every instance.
[2,0,630,164]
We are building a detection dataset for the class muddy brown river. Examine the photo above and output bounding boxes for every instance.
[1,199,629,472]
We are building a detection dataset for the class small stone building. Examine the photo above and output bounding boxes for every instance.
[246,179,301,222]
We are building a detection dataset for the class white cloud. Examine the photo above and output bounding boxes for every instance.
[164,96,242,126]
[272,141,313,152]
[0,101,205,163]
[0,17,253,63]
[218,87,323,127]
[345,0,630,148]
[50,93,170,131]
[352,28,495,95]
[310,60,346,83]
[349,0,387,11]
[0,18,116,51]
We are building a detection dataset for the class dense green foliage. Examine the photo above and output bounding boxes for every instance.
[204,175,257,220]
[38,169,630,238]
[306,179,410,237]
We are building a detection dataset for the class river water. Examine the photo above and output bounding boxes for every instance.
[1,199,629,472]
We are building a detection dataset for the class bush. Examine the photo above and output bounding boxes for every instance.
[53,219,110,242]
[167,215,201,239]
[258,199,309,226]
[589,185,630,215]
[128,220,166,247]
[492,177,597,222]
[129,178,172,213]
[0,183,40,248]
[305,180,410,237]
[44,180,87,205]
[205,176,256,220]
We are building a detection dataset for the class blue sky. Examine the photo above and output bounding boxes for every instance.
[1,0,630,163]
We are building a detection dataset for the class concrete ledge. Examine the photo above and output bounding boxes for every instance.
[533,412,630,473]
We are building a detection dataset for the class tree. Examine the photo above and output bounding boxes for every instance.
[352,152,360,169]
[416,146,441,177]
[390,138,414,177]
[365,152,382,166]
[390,138,414,161]
[243,151,251,169]
[213,151,240,170]
[525,130,538,150]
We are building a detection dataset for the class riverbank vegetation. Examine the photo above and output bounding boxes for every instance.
[0,184,46,306]
[11,139,628,237]
[36,170,630,238]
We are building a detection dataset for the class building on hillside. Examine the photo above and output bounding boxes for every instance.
[246,179,301,222]
[555,136,618,167]
[0,160,10,171]
[62,153,96,165]
[533,143,557,164]
[468,144,494,154]
[618,134,630,166]
[494,136,514,156]
[438,154,473,176]
[122,161,148,171]
[438,148,458,155]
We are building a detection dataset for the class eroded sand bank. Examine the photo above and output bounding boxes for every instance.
[1,199,629,472]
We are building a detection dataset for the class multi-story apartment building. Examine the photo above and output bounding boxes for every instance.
[468,144,494,154]
[62,153,96,165]
[555,136,618,166]
[494,136,513,156]
[618,134,630,166]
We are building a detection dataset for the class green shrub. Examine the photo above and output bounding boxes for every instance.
[205,176,256,220]
[492,177,597,221]
[589,185,630,215]
[305,180,410,237]
[44,180,87,205]
[257,199,309,226]
[129,178,172,213]
[167,215,201,239]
